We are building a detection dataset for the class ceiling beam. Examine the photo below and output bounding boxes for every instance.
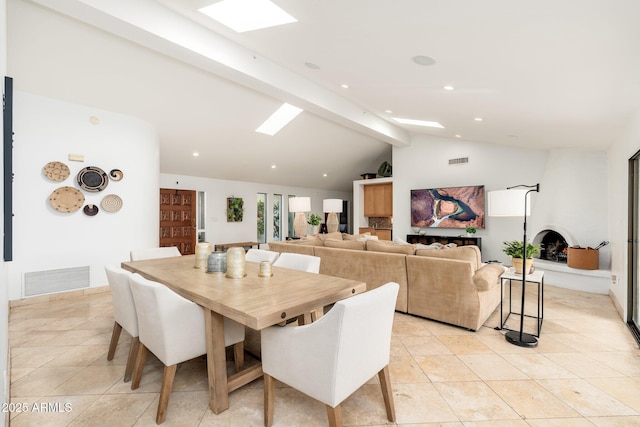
[31,0,411,146]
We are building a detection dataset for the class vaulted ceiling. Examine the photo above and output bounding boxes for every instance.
[8,0,640,191]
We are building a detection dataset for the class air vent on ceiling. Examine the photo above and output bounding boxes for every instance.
[448,157,469,165]
[24,266,90,297]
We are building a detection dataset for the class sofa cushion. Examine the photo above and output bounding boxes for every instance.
[415,245,481,270]
[324,239,366,250]
[367,239,416,255]
[299,236,325,246]
[319,231,343,241]
[342,232,371,241]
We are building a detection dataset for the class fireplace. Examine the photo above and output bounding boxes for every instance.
[532,227,576,264]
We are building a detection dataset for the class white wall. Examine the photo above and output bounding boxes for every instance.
[160,173,350,245]
[8,92,159,300]
[608,108,640,318]
[393,135,549,264]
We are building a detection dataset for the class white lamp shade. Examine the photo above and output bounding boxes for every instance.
[289,197,310,213]
[323,199,343,213]
[488,189,531,217]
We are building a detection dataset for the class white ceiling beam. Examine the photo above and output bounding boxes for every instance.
[30,0,411,146]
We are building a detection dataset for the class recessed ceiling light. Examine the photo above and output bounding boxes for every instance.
[323,173,328,177]
[271,164,277,169]
[199,0,297,33]
[443,85,455,91]
[304,62,320,70]
[455,134,462,138]
[474,117,483,122]
[385,109,393,114]
[392,117,444,128]
[412,55,436,66]
[256,103,303,136]
[193,152,200,157]
[340,83,349,89]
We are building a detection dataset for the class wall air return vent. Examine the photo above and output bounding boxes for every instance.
[24,266,90,297]
[448,157,469,165]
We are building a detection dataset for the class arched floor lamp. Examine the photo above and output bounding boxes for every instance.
[488,183,540,347]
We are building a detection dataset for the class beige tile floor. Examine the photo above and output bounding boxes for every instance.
[7,283,640,426]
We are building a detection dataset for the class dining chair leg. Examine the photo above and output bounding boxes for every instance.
[378,365,396,422]
[107,321,122,361]
[233,342,244,372]
[263,373,275,427]
[326,404,342,427]
[156,364,177,424]
[131,343,149,390]
[123,337,139,382]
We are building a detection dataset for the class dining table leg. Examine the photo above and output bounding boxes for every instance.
[204,308,229,414]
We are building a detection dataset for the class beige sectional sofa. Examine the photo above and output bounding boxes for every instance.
[268,233,505,331]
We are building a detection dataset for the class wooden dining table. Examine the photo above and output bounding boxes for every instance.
[121,254,366,414]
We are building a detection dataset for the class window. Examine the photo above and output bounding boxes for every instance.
[257,193,267,244]
[197,191,206,242]
[287,195,295,238]
[273,194,282,241]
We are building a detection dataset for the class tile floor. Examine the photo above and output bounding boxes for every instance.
[8,283,640,426]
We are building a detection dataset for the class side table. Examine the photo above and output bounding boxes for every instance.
[500,268,544,338]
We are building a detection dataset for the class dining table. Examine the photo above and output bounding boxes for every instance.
[121,254,366,414]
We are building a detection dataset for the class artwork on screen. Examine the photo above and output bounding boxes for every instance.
[410,185,485,229]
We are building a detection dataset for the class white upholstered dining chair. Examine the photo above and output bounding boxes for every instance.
[129,246,181,261]
[104,265,138,382]
[245,248,280,264]
[128,273,245,424]
[272,252,320,273]
[261,282,399,427]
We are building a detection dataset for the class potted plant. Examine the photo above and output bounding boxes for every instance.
[465,226,476,237]
[502,240,540,274]
[307,213,322,234]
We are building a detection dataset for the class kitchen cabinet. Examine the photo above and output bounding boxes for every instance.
[359,227,392,241]
[363,183,392,217]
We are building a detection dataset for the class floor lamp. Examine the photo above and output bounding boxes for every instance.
[488,183,540,347]
[289,197,310,238]
[323,199,343,233]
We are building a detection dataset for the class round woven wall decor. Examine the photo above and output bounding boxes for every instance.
[101,194,123,213]
[77,166,108,192]
[43,161,70,182]
[49,186,85,213]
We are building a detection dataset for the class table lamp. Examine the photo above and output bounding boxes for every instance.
[488,183,540,347]
[323,199,343,233]
[289,197,311,237]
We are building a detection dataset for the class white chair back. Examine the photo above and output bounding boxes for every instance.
[105,265,138,337]
[273,252,320,273]
[261,282,399,419]
[129,246,181,261]
[245,248,280,264]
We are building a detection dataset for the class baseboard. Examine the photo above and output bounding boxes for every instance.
[9,285,110,308]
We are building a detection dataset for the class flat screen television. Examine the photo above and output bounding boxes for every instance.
[410,185,485,229]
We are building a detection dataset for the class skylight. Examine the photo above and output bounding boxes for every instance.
[256,103,303,136]
[199,0,297,33]
[392,118,444,128]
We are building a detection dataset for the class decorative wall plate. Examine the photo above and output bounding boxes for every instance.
[101,194,123,212]
[77,166,108,192]
[109,169,123,181]
[43,161,70,182]
[83,204,99,216]
[49,186,85,213]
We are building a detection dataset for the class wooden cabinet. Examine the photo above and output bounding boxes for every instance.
[363,183,393,217]
[406,234,481,251]
[359,227,392,241]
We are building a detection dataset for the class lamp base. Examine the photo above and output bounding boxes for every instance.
[505,330,538,348]
[293,212,307,237]
[326,212,339,233]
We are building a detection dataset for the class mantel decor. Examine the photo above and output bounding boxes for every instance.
[227,197,244,222]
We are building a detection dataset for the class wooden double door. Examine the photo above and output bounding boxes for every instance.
[159,188,196,255]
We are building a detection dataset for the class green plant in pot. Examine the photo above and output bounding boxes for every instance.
[502,240,540,274]
[307,213,322,234]
[465,226,476,236]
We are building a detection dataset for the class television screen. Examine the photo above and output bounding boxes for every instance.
[410,185,485,229]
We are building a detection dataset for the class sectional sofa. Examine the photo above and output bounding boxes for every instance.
[268,233,505,331]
